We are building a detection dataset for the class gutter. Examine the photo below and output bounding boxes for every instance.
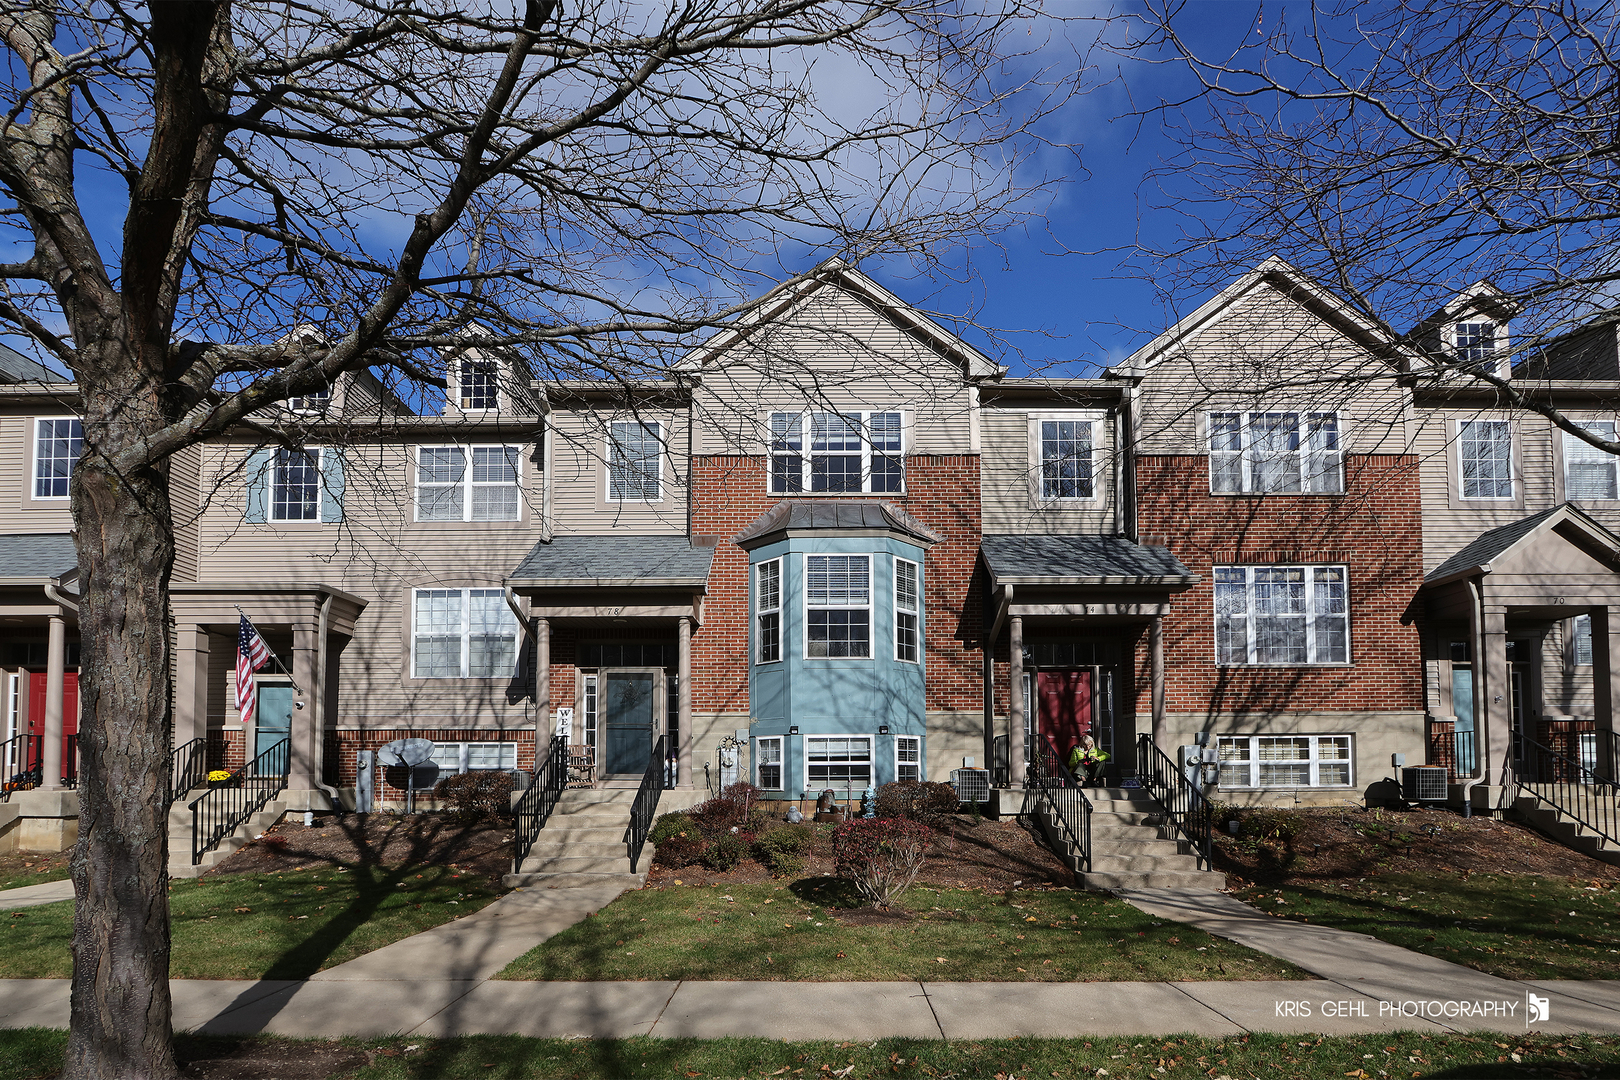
[44,576,78,613]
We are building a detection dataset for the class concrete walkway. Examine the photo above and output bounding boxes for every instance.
[0,878,72,911]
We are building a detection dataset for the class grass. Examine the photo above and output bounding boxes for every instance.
[0,864,503,980]
[7,1030,1620,1079]
[0,853,70,893]
[497,880,1307,982]
[1233,871,1620,980]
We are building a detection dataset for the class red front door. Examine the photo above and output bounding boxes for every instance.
[1036,670,1092,759]
[26,671,78,773]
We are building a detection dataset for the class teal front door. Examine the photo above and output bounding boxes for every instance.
[255,684,293,775]
[603,670,660,776]
[1451,668,1476,774]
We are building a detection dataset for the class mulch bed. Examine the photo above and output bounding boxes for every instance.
[1214,805,1620,889]
[204,811,512,888]
[177,1037,369,1080]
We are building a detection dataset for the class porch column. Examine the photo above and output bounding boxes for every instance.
[39,612,65,791]
[535,616,551,756]
[981,631,994,773]
[1008,615,1025,787]
[678,616,692,788]
[1481,605,1511,787]
[1591,606,1619,783]
[1150,615,1166,756]
[289,620,319,791]
[174,627,211,750]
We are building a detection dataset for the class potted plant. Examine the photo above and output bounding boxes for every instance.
[206,769,238,789]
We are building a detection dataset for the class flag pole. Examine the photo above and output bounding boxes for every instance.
[235,606,304,693]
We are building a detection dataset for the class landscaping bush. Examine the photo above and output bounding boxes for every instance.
[703,832,749,872]
[874,780,959,827]
[649,812,694,845]
[653,833,707,868]
[832,817,931,908]
[687,782,765,835]
[753,826,810,877]
[432,770,515,824]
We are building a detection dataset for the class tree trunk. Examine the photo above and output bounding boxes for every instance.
[62,387,179,1080]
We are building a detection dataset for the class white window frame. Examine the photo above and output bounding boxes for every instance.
[804,554,872,660]
[583,673,599,753]
[1574,614,1593,667]
[413,444,523,522]
[410,588,518,679]
[458,356,500,411]
[756,558,782,664]
[1564,421,1619,502]
[1028,413,1101,502]
[606,421,663,503]
[755,735,784,791]
[1214,564,1351,666]
[287,384,331,414]
[1456,418,1515,500]
[1217,734,1353,789]
[894,557,920,663]
[1206,411,1343,495]
[803,733,874,793]
[429,741,518,775]
[895,735,921,784]
[32,416,82,500]
[768,410,906,494]
[269,446,324,523]
[1452,319,1507,376]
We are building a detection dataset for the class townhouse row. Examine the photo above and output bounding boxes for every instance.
[3,258,1618,847]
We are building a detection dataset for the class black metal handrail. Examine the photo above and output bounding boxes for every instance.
[188,739,290,865]
[627,734,667,873]
[1030,732,1091,875]
[1136,734,1213,871]
[0,733,40,802]
[513,735,569,872]
[1515,730,1620,850]
[168,738,206,805]
[62,732,78,789]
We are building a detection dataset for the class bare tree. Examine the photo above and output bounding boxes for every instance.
[1118,0,1620,454]
[0,2,1075,1074]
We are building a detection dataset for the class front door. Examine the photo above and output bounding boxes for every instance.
[1036,670,1092,759]
[255,684,293,774]
[26,671,78,782]
[1451,667,1477,774]
[603,669,662,776]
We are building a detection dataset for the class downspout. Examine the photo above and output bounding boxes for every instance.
[311,591,343,812]
[1461,578,1486,818]
[1120,383,1138,542]
[44,579,77,613]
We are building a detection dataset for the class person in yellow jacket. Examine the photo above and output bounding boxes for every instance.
[1066,733,1109,787]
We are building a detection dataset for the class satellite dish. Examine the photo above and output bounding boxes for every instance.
[378,738,434,767]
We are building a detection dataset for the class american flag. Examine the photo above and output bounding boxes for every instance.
[235,615,273,723]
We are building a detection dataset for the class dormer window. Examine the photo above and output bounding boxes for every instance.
[1456,321,1498,372]
[288,384,331,413]
[459,357,498,411]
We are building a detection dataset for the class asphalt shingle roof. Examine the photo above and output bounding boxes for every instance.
[509,535,715,585]
[0,343,65,384]
[1425,503,1585,583]
[0,534,77,581]
[733,501,942,547]
[981,534,1196,583]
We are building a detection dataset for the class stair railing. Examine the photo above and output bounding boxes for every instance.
[0,733,40,802]
[1136,734,1213,871]
[627,734,667,873]
[168,738,206,805]
[1029,732,1092,875]
[1514,729,1620,850]
[513,735,569,872]
[189,739,290,865]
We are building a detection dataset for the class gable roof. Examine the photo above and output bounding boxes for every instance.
[981,534,1197,586]
[1424,503,1620,586]
[0,534,78,582]
[1108,257,1413,378]
[734,500,942,549]
[681,258,1002,380]
[509,535,715,588]
[0,343,66,384]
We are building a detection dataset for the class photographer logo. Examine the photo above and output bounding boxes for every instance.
[1527,993,1550,1025]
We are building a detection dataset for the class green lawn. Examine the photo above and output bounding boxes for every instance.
[497,881,1307,982]
[0,865,503,980]
[6,1030,1620,1080]
[0,853,71,893]
[1234,871,1620,980]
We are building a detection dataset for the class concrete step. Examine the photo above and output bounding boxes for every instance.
[166,803,287,879]
[1080,868,1227,890]
[1086,810,1157,827]
[1090,823,1174,842]
[502,870,647,890]
[517,854,635,875]
[525,825,628,844]
[1088,853,1208,873]
[524,840,628,859]
[1089,839,1182,858]
[1513,798,1620,866]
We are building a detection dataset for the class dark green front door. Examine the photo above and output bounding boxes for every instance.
[256,684,293,774]
[603,671,658,775]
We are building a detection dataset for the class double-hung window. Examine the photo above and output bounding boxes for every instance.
[895,558,920,663]
[287,385,331,413]
[459,358,499,410]
[755,736,783,790]
[1215,565,1349,665]
[806,735,872,791]
[1218,735,1352,788]
[896,735,921,783]
[412,588,517,678]
[806,555,870,658]
[1455,321,1497,372]
[415,445,522,521]
[271,448,322,521]
[769,411,904,493]
[1039,419,1094,499]
[608,421,662,501]
[1459,419,1513,499]
[429,741,517,774]
[756,559,782,664]
[1209,411,1342,494]
[1565,422,1618,501]
[32,418,82,499]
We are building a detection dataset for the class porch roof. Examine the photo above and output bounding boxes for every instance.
[508,535,715,588]
[1425,503,1620,587]
[0,533,77,583]
[981,534,1197,586]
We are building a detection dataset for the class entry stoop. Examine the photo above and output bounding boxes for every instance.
[1035,786,1225,891]
[504,787,706,890]
[165,795,289,879]
[1513,789,1620,868]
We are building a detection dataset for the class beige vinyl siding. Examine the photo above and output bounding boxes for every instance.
[692,285,976,458]
[0,412,75,532]
[980,406,1117,534]
[546,406,689,536]
[171,445,201,582]
[1412,407,1557,572]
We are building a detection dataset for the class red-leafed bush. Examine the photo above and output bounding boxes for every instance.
[433,770,516,824]
[832,817,931,908]
[874,780,959,827]
[686,782,765,834]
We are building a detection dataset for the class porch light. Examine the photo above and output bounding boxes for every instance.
[788,726,799,735]
[878,725,890,734]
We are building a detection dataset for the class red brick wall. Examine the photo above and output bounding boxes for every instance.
[1133,454,1424,714]
[689,454,984,714]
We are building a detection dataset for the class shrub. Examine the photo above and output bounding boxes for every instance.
[649,812,694,845]
[432,770,515,823]
[703,832,749,872]
[874,780,959,827]
[687,782,766,837]
[753,826,810,878]
[832,817,931,908]
[653,834,707,868]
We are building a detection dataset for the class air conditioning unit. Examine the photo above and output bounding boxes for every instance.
[951,768,990,804]
[1401,766,1449,803]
